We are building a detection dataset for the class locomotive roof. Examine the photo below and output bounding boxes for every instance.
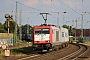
[34,24,64,28]
[34,24,68,30]
[40,24,57,26]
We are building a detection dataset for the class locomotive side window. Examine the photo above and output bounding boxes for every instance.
[62,32,64,37]
[65,32,67,37]
[56,31,59,41]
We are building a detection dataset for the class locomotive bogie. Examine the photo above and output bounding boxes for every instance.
[33,44,52,51]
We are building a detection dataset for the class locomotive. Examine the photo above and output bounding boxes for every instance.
[32,24,69,52]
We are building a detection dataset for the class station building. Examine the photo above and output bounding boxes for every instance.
[76,29,90,40]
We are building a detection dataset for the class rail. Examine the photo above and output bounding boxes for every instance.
[58,44,89,60]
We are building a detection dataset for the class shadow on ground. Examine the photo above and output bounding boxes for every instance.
[11,46,33,55]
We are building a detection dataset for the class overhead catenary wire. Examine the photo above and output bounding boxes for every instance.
[10,0,42,12]
[58,0,81,15]
[10,0,82,23]
[51,0,59,12]
[49,14,57,19]
[10,0,58,20]
[51,0,66,14]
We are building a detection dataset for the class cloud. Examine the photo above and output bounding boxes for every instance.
[8,0,13,3]
[64,0,75,8]
[15,0,59,7]
[0,0,14,7]
[42,0,60,6]
[42,0,52,6]
[64,0,81,9]
[23,0,39,7]
[75,2,82,8]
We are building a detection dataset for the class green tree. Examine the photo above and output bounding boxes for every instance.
[0,22,7,33]
[62,25,69,30]
[20,24,32,34]
[3,20,17,33]
[62,25,75,36]
[10,21,17,33]
[71,28,75,36]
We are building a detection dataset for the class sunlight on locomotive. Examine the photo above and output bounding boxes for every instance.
[35,29,50,41]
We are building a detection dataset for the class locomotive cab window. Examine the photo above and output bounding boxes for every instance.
[35,29,50,34]
[42,29,50,34]
[35,29,41,34]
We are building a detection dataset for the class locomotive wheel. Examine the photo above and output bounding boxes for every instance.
[64,43,67,47]
[65,42,68,47]
[59,45,61,49]
[52,46,56,51]
[54,46,59,51]
[62,44,65,48]
[65,43,67,47]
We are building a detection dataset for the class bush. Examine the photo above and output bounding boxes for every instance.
[78,36,84,43]
[69,37,75,43]
[13,34,23,44]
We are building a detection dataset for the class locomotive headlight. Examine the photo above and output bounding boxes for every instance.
[46,40,50,42]
[48,41,50,42]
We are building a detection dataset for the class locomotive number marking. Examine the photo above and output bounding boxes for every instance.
[40,37,45,40]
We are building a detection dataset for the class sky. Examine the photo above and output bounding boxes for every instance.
[0,0,90,29]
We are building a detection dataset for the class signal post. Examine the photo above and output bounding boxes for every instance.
[3,14,12,57]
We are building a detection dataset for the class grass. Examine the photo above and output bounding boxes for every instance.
[84,40,90,42]
[0,54,3,60]
[0,43,33,58]
[0,50,5,60]
[11,46,34,56]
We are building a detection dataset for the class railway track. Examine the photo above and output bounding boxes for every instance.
[16,44,70,60]
[3,43,89,60]
[58,44,89,60]
[17,44,78,60]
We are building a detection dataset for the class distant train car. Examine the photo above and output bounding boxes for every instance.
[18,34,32,42]
[24,34,32,42]
[32,24,69,51]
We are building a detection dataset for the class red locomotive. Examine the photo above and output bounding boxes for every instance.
[32,24,69,52]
